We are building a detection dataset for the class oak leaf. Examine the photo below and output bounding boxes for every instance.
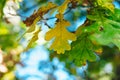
[97,0,114,12]
[58,0,70,14]
[45,14,76,54]
[64,33,98,66]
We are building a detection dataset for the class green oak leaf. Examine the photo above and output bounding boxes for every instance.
[65,33,98,66]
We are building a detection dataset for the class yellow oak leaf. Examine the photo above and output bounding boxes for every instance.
[53,0,80,14]
[58,0,70,14]
[45,14,76,54]
[103,3,114,12]
[97,0,114,12]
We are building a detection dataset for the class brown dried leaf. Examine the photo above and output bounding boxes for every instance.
[23,2,57,26]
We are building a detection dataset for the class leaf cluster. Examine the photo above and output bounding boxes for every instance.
[21,0,120,66]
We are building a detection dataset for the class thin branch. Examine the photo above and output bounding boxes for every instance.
[64,6,72,15]
[44,22,52,28]
[43,6,73,20]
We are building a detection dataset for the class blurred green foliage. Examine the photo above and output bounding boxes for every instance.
[0,0,6,19]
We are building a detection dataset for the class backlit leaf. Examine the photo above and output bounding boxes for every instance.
[45,14,76,54]
[57,0,80,14]
[25,28,41,51]
[90,22,120,50]
[58,0,70,14]
[65,33,98,66]
[97,0,114,12]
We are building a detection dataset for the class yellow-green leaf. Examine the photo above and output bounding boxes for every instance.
[25,28,41,51]
[97,0,114,12]
[17,17,41,42]
[58,0,70,14]
[45,14,76,54]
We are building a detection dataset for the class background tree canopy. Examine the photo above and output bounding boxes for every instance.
[1,0,120,80]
